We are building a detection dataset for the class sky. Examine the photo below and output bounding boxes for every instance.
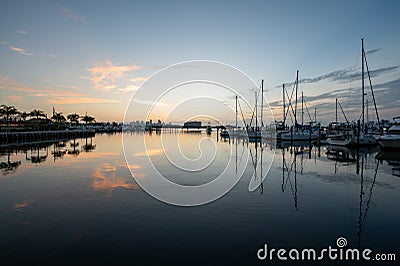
[1,0,399,124]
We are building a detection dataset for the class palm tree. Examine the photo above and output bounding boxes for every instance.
[67,113,80,125]
[20,111,30,122]
[81,113,95,127]
[30,109,46,120]
[0,105,19,132]
[52,112,66,130]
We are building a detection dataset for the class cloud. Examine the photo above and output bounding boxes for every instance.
[49,54,56,58]
[16,30,27,35]
[129,77,147,83]
[14,200,34,210]
[366,48,382,55]
[87,60,142,91]
[280,66,398,87]
[0,41,7,45]
[0,76,37,92]
[115,85,140,94]
[9,46,32,56]
[58,7,86,22]
[270,76,400,123]
[7,95,21,103]
[92,163,138,193]
[131,99,168,107]
[48,97,119,105]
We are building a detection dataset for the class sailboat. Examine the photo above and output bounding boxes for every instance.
[280,71,319,141]
[327,38,378,146]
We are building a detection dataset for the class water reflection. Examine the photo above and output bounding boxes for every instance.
[0,136,97,175]
[0,148,21,175]
[92,162,138,193]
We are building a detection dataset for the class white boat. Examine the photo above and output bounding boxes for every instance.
[327,132,376,146]
[280,129,319,141]
[327,39,380,147]
[378,117,400,149]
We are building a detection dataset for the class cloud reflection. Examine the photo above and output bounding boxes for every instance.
[92,163,138,193]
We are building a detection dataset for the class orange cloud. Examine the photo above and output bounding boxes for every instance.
[134,149,164,157]
[92,163,138,193]
[87,61,141,91]
[7,95,21,103]
[0,76,37,92]
[129,77,147,83]
[9,46,32,56]
[14,199,34,210]
[48,97,119,105]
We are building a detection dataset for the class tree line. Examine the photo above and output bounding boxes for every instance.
[0,104,95,130]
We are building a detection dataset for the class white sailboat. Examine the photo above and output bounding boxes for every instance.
[280,71,319,141]
[327,38,378,146]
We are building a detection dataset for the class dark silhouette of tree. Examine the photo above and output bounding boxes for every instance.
[30,109,46,120]
[0,105,19,132]
[52,112,66,130]
[67,113,80,125]
[20,111,30,122]
[81,112,95,127]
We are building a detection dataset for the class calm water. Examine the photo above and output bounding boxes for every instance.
[0,132,399,265]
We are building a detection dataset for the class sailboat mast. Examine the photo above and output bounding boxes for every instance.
[283,84,285,126]
[301,91,304,125]
[295,70,299,126]
[336,98,338,123]
[362,38,365,133]
[255,89,258,130]
[314,107,317,123]
[235,95,238,131]
[261,80,264,129]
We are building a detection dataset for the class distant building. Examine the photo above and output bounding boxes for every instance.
[183,121,202,128]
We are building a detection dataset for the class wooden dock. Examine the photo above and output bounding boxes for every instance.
[0,130,95,146]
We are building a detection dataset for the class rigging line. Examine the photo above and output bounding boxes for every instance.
[238,100,247,127]
[303,100,313,122]
[362,160,379,225]
[238,141,246,168]
[337,99,349,123]
[249,86,262,127]
[363,49,381,129]
[285,87,296,121]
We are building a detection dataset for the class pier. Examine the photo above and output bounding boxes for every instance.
[0,130,95,146]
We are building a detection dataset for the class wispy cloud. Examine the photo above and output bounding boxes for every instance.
[0,76,36,92]
[92,163,138,193]
[115,85,140,94]
[16,30,27,35]
[49,54,56,58]
[58,7,86,22]
[7,95,21,103]
[86,60,142,91]
[280,66,398,87]
[0,41,7,45]
[14,200,34,210]
[131,99,168,107]
[48,97,119,105]
[9,46,32,56]
[270,76,400,122]
[366,48,382,55]
[129,77,147,83]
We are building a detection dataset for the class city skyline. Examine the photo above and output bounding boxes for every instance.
[1,0,399,124]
